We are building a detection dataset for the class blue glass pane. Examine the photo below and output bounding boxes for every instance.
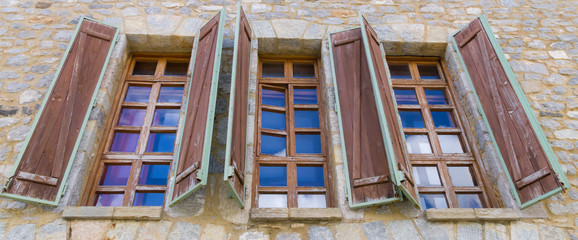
[101,165,131,186]
[262,111,286,130]
[388,63,411,79]
[424,90,447,105]
[405,134,432,154]
[133,192,164,206]
[457,194,483,208]
[118,108,145,126]
[95,193,124,206]
[158,86,184,103]
[294,88,317,105]
[295,110,319,128]
[110,132,139,152]
[153,109,180,126]
[418,65,441,80]
[297,166,325,187]
[419,194,448,210]
[399,111,425,128]
[393,89,419,105]
[296,134,321,154]
[146,133,176,152]
[260,135,286,156]
[262,88,285,107]
[259,166,287,187]
[125,86,151,103]
[431,111,455,128]
[139,164,170,185]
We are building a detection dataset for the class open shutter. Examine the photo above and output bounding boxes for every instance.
[0,18,118,206]
[169,9,225,206]
[360,15,420,207]
[453,16,569,208]
[224,4,252,208]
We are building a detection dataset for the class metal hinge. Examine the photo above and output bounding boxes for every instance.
[226,166,234,178]
[61,184,67,197]
[395,170,405,186]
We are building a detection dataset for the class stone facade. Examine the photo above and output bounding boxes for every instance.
[0,0,576,239]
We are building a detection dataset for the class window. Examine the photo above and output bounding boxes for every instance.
[253,58,332,208]
[86,55,189,206]
[388,58,490,209]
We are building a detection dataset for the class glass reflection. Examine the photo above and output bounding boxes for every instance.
[262,63,284,78]
[259,194,287,208]
[259,166,287,187]
[132,61,157,75]
[262,88,285,107]
[139,164,170,185]
[118,108,145,127]
[438,135,464,153]
[293,63,315,78]
[297,166,325,187]
[146,133,176,152]
[101,165,131,186]
[296,134,321,154]
[260,134,286,156]
[431,111,455,128]
[158,86,184,103]
[133,192,164,206]
[405,134,432,154]
[295,110,319,128]
[262,111,286,130]
[412,166,442,187]
[164,62,188,76]
[448,166,476,187]
[95,193,124,207]
[388,63,411,79]
[424,89,447,105]
[457,194,483,208]
[419,194,448,210]
[125,86,151,103]
[417,65,441,80]
[298,194,326,208]
[152,109,180,126]
[110,132,139,152]
[293,88,317,105]
[394,89,419,105]
[399,111,425,128]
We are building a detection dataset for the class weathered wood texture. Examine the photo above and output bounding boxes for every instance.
[227,7,251,200]
[454,18,562,205]
[4,19,116,202]
[172,13,221,200]
[330,28,395,204]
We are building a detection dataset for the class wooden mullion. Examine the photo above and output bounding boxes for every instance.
[435,129,462,134]
[121,102,149,108]
[137,83,161,155]
[149,126,179,132]
[287,162,297,208]
[417,86,442,156]
[261,129,287,136]
[114,126,141,132]
[288,84,296,157]
[293,128,321,133]
[134,186,167,191]
[261,105,286,112]
[293,104,318,109]
[95,186,127,192]
[124,157,142,206]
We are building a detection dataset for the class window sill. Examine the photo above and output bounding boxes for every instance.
[425,208,521,221]
[62,206,162,221]
[250,208,342,221]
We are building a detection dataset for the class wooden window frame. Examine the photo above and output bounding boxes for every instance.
[84,53,190,207]
[388,56,496,208]
[252,56,334,208]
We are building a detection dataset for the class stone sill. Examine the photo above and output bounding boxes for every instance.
[62,206,162,221]
[425,208,522,222]
[250,208,342,221]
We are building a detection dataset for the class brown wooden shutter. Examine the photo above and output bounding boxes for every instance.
[1,18,118,205]
[170,10,225,205]
[361,17,420,206]
[454,17,565,207]
[224,5,251,207]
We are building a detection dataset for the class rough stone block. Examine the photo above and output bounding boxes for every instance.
[309,226,334,240]
[457,222,482,240]
[271,19,307,39]
[362,221,391,240]
[388,220,420,240]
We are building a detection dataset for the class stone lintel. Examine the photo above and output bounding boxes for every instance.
[425,208,522,222]
[61,206,162,221]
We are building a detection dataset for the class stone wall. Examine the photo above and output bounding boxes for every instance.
[0,0,576,239]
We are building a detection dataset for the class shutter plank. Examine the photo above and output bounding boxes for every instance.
[170,10,225,206]
[1,18,117,205]
[224,4,252,207]
[454,17,565,207]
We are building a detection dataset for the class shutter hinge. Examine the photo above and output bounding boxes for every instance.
[196,170,204,182]
[61,184,67,197]
[2,175,15,193]
[395,170,405,185]
[226,166,234,178]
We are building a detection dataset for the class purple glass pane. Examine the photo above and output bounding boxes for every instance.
[146,133,176,152]
[152,109,180,126]
[294,88,317,105]
[158,86,184,103]
[101,165,131,186]
[110,132,139,152]
[139,164,170,185]
[394,89,419,105]
[95,193,124,206]
[125,86,151,103]
[133,192,165,206]
[118,108,146,126]
[424,89,448,105]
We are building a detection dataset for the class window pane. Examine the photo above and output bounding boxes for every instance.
[158,86,184,103]
[125,86,151,103]
[298,194,326,208]
[457,194,483,208]
[293,88,317,105]
[399,111,425,128]
[405,134,432,154]
[164,61,188,76]
[260,134,286,156]
[417,64,441,80]
[261,111,286,131]
[118,108,145,127]
[259,166,287,187]
[412,166,442,187]
[95,193,124,207]
[424,89,447,105]
[133,192,164,206]
[258,194,287,208]
[296,134,321,154]
[152,109,180,126]
[388,63,411,79]
[293,63,315,78]
[146,133,176,152]
[139,164,170,185]
[393,89,419,105]
[431,111,455,128]
[262,88,285,107]
[110,132,139,152]
[132,61,157,75]
[438,135,464,153]
[100,165,131,186]
[297,166,325,187]
[419,194,448,210]
[295,110,319,128]
[262,63,284,78]
[448,166,476,187]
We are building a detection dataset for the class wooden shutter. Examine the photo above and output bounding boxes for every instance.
[453,16,569,208]
[360,16,420,207]
[224,4,251,208]
[169,9,225,206]
[0,18,118,206]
